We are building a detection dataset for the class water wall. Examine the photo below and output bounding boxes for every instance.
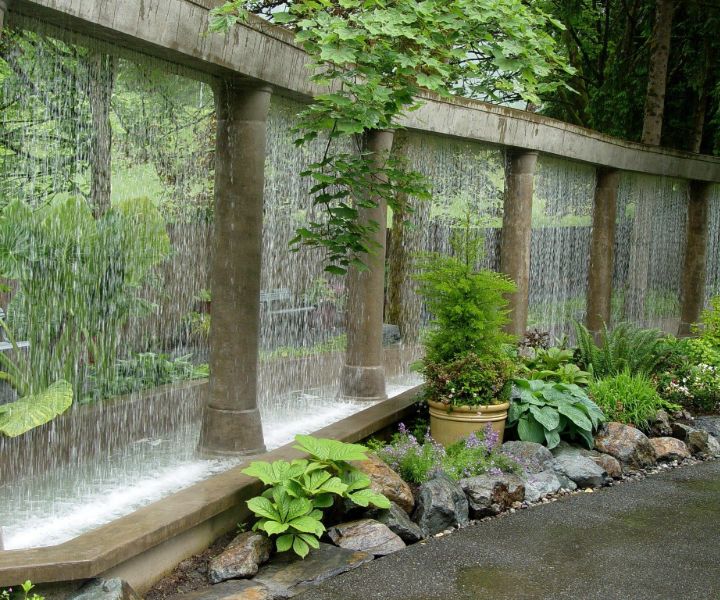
[706,185,720,304]
[613,174,689,330]
[386,131,504,342]
[528,156,595,339]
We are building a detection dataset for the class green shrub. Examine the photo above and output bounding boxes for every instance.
[589,371,679,431]
[242,435,389,558]
[656,363,720,413]
[421,352,516,407]
[508,379,606,449]
[414,225,516,365]
[521,347,590,385]
[371,423,519,485]
[1,580,44,600]
[574,321,671,378]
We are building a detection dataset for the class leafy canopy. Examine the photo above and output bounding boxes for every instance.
[210,0,570,273]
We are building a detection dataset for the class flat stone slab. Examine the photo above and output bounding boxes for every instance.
[328,519,405,555]
[253,542,373,598]
[171,580,273,600]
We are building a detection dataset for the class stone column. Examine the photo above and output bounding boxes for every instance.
[586,169,620,335]
[198,80,271,457]
[340,129,394,402]
[499,150,538,337]
[679,181,711,336]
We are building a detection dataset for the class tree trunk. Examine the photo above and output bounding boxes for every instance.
[641,0,675,146]
[87,51,116,217]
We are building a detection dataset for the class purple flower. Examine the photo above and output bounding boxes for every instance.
[483,424,499,451]
[488,467,503,476]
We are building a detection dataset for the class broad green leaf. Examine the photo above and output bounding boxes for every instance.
[341,469,371,492]
[529,405,560,431]
[347,489,391,509]
[544,428,561,449]
[276,534,294,553]
[247,497,280,522]
[293,536,310,558]
[0,380,72,437]
[293,435,369,462]
[298,533,320,549]
[517,415,546,444]
[557,403,592,432]
[290,515,325,536]
[264,520,290,535]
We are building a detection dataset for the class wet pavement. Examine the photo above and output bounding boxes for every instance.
[296,460,720,599]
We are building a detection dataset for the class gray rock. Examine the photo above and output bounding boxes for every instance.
[581,450,623,479]
[523,470,562,502]
[173,580,274,600]
[254,542,373,598]
[367,502,425,544]
[352,454,414,514]
[556,472,577,491]
[594,422,656,470]
[687,429,720,457]
[671,422,696,442]
[70,579,141,600]
[694,416,720,439]
[208,531,273,583]
[458,474,525,518]
[551,446,610,488]
[500,441,555,474]
[648,409,673,437]
[382,324,401,346]
[328,519,405,555]
[649,437,691,461]
[412,475,469,535]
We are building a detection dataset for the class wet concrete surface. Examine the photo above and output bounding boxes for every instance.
[297,460,720,599]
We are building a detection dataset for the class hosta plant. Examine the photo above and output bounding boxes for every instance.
[508,379,606,449]
[242,435,389,558]
[521,347,590,385]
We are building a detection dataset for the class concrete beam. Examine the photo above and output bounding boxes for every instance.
[0,0,8,31]
[9,0,720,183]
[340,130,394,402]
[586,169,620,335]
[198,80,270,457]
[679,181,711,336]
[500,150,538,337]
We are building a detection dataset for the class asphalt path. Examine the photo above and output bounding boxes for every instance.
[297,460,720,600]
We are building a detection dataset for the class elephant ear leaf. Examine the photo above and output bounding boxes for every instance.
[0,380,72,437]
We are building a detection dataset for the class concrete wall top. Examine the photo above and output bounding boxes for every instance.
[8,0,720,181]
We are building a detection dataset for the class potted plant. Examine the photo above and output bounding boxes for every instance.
[415,219,517,446]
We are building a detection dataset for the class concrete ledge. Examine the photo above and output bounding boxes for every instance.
[0,385,422,589]
[9,0,720,182]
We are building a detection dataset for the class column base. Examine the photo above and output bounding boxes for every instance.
[339,364,388,402]
[197,406,266,458]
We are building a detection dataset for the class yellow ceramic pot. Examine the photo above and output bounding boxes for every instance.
[428,399,510,447]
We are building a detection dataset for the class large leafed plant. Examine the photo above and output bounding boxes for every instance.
[210,0,571,273]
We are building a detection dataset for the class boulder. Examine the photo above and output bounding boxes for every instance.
[500,441,555,474]
[555,473,577,491]
[523,470,562,503]
[70,579,141,600]
[208,531,273,583]
[687,429,720,457]
[412,475,469,535]
[693,416,720,440]
[458,474,525,518]
[171,580,273,600]
[648,409,673,437]
[594,422,656,470]
[671,422,695,442]
[551,446,610,488]
[577,449,623,479]
[353,454,414,514]
[649,437,691,461]
[327,519,405,556]
[253,543,372,598]
[367,502,425,544]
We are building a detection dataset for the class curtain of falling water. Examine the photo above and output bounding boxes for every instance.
[528,157,595,340]
[613,173,688,331]
[258,96,350,419]
[706,185,720,305]
[387,131,504,346]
